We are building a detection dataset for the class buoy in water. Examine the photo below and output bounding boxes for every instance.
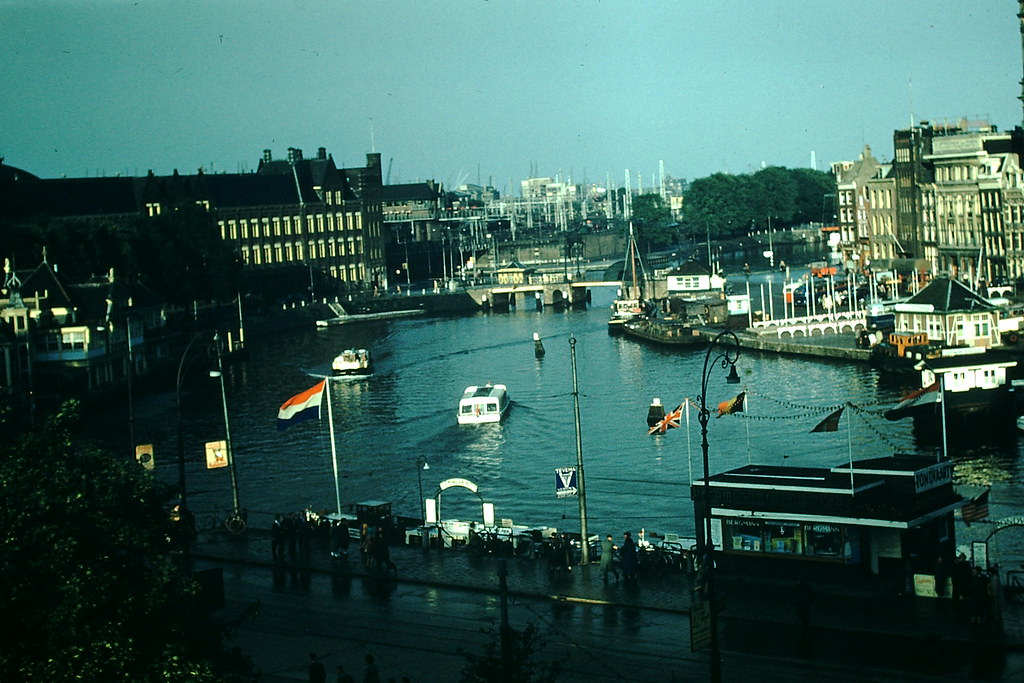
[533,332,545,358]
[646,398,666,427]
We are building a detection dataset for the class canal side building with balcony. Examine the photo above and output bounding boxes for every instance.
[690,455,964,586]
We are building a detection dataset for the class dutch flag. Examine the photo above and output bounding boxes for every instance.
[277,380,325,430]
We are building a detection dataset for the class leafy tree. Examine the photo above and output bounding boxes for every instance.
[1,206,240,307]
[630,193,675,251]
[680,167,835,240]
[0,401,254,682]
[791,168,837,225]
[130,205,241,305]
[459,623,560,683]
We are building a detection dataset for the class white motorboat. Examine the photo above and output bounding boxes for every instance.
[331,348,373,377]
[457,384,510,424]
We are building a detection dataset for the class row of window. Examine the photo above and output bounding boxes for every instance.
[239,237,365,266]
[221,212,364,241]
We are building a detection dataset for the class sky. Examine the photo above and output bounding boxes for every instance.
[2,1,1022,195]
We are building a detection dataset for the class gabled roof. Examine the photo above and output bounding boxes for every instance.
[19,261,76,309]
[669,261,711,276]
[904,277,994,313]
[201,174,307,208]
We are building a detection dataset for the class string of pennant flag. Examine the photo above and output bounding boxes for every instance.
[647,390,901,438]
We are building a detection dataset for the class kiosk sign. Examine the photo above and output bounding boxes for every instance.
[555,467,578,498]
[914,461,953,494]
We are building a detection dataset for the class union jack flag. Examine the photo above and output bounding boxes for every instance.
[648,402,684,435]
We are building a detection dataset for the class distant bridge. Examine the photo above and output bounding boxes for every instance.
[465,281,621,310]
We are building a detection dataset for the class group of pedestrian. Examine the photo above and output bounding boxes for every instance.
[271,511,319,562]
[597,531,639,583]
[362,525,398,575]
[308,652,388,683]
[548,532,574,577]
[946,552,1001,628]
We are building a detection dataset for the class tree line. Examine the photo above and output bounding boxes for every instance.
[628,166,835,252]
[2,205,241,307]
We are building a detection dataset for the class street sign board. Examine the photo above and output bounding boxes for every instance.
[555,467,577,498]
[690,600,711,651]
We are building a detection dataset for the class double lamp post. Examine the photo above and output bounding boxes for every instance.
[695,329,741,683]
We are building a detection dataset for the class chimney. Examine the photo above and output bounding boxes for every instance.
[262,149,272,164]
[317,147,327,160]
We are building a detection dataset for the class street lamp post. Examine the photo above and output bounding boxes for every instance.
[569,336,590,565]
[211,332,245,534]
[696,329,741,683]
[175,333,205,568]
[416,456,430,524]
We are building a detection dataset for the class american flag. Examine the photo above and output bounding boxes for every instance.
[648,402,684,435]
[961,490,990,525]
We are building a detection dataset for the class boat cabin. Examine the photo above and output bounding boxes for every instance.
[457,384,510,424]
[332,348,373,376]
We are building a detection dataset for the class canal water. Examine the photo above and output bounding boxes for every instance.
[128,284,1024,568]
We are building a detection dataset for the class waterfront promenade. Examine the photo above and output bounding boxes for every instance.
[194,527,1024,681]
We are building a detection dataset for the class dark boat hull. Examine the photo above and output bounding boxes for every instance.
[621,319,706,347]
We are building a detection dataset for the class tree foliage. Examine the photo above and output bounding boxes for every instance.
[0,207,240,307]
[630,193,676,252]
[680,167,834,241]
[459,624,560,683]
[0,401,253,682]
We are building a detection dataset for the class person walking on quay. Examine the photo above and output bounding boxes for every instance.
[308,652,326,683]
[362,653,381,683]
[969,565,990,625]
[934,555,950,597]
[374,526,398,575]
[285,512,299,562]
[600,534,619,583]
[332,518,351,557]
[952,552,971,603]
[620,532,638,583]
[335,664,354,683]
[271,514,285,561]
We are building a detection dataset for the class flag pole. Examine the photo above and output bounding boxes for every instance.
[847,401,854,494]
[685,398,693,485]
[325,379,342,516]
[939,374,948,463]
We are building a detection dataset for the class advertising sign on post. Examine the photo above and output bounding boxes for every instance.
[555,467,577,498]
[205,440,228,469]
[135,444,154,470]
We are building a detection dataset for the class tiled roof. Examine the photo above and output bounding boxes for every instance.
[670,261,711,276]
[382,183,440,203]
[904,277,994,312]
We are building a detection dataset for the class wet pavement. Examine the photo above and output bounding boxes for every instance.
[193,527,1024,681]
